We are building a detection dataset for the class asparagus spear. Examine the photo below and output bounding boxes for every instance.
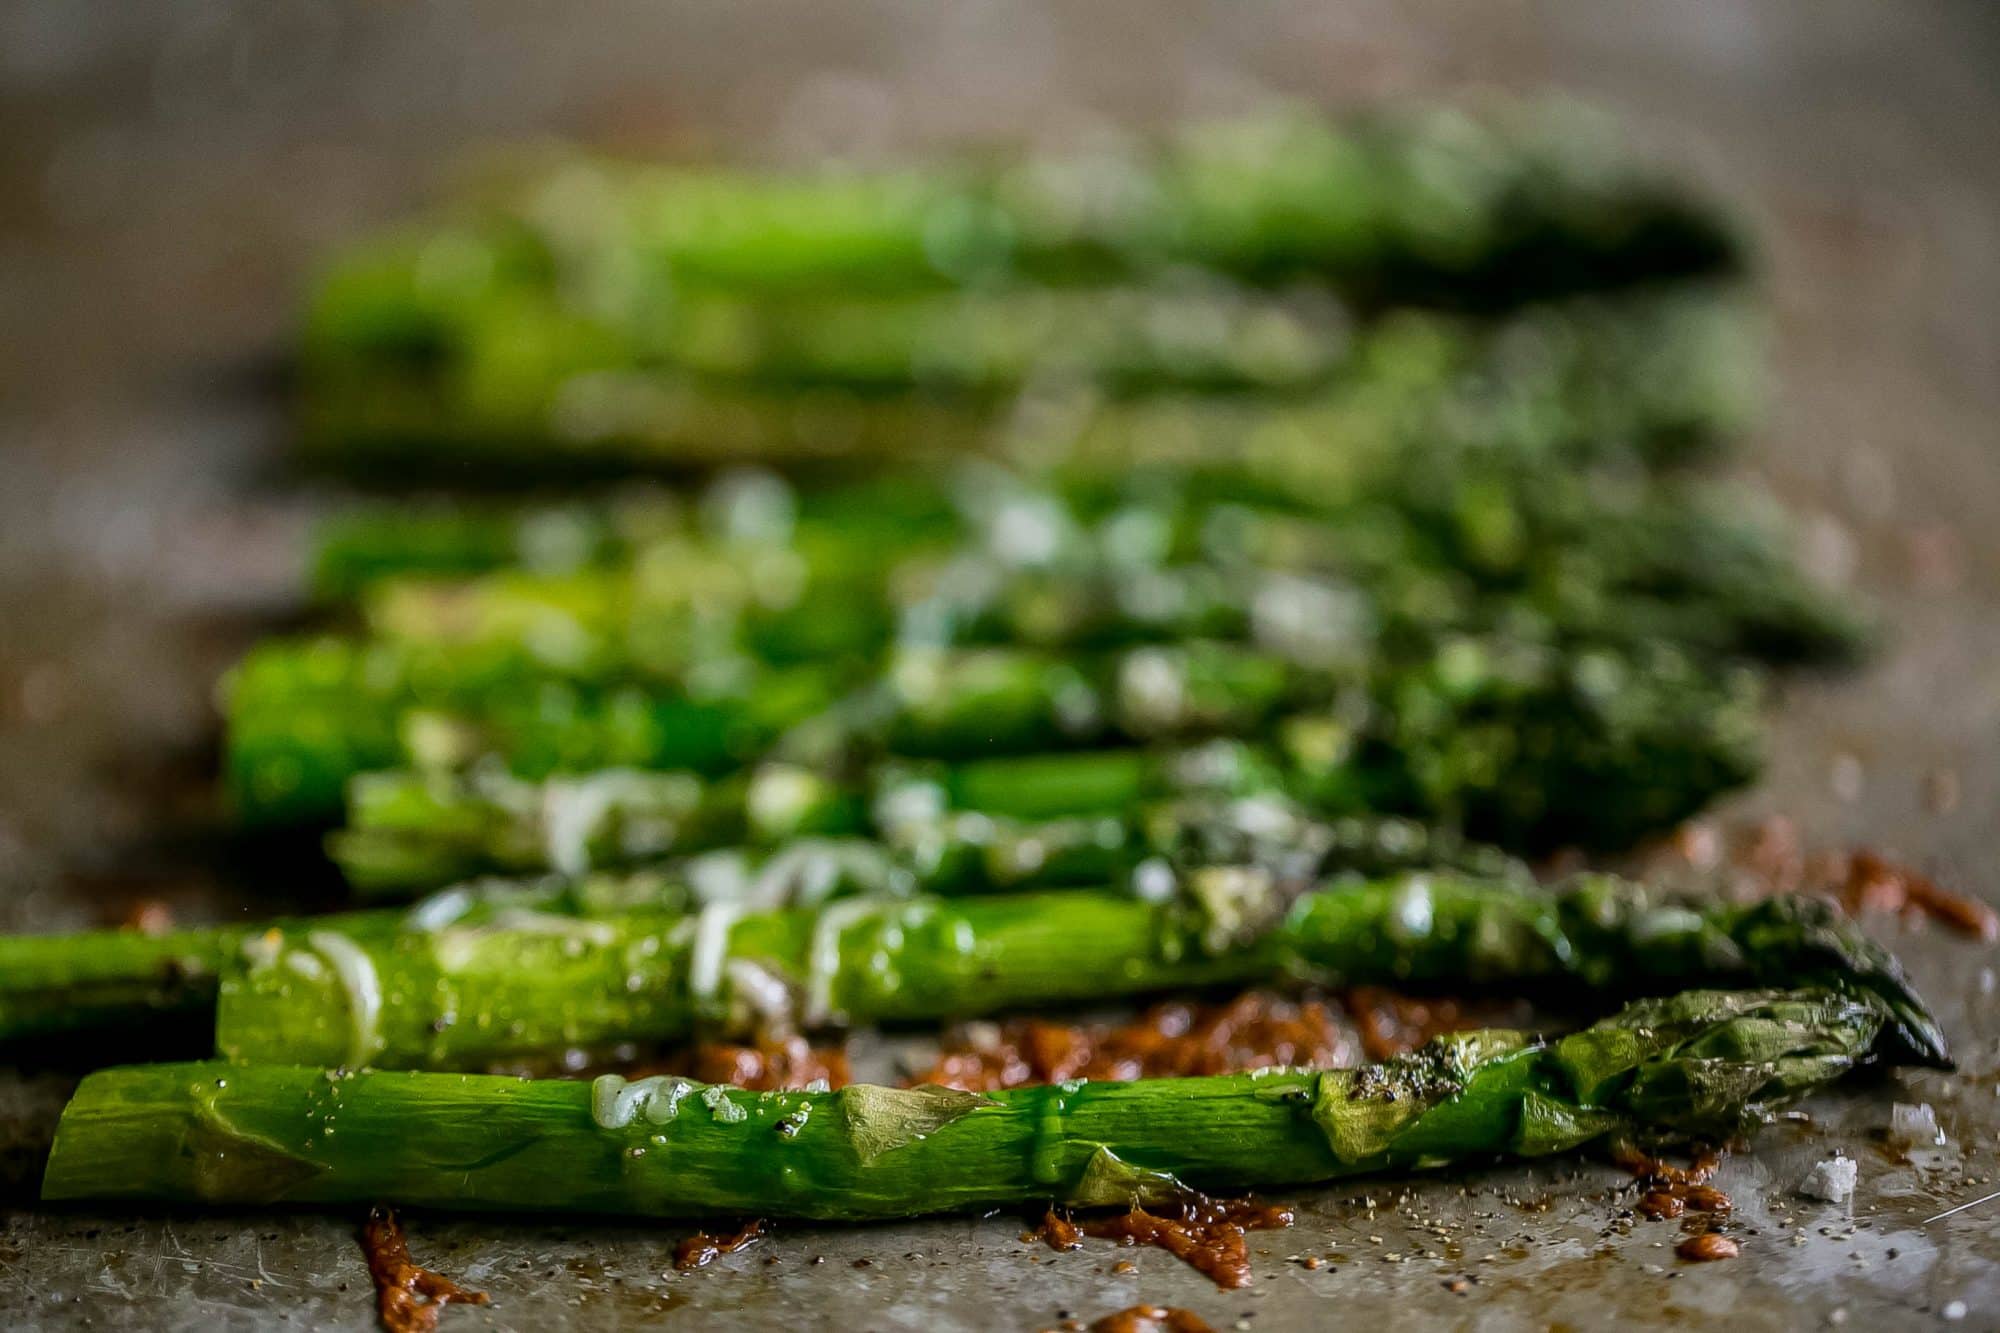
[212,874,1946,1072]
[221,635,1336,828]
[0,927,257,1046]
[329,764,837,893]
[227,621,1763,841]
[301,294,1752,484]
[220,636,842,827]
[0,789,1528,1050]
[44,989,1896,1219]
[306,110,1737,340]
[347,467,1858,687]
[310,470,971,602]
[0,871,715,1047]
[318,631,1759,893]
[326,740,1528,898]
[303,253,1754,471]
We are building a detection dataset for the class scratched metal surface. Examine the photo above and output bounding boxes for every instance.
[3,2,2000,1329]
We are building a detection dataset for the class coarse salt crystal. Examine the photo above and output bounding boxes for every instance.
[1797,1156,1858,1203]
[1890,1102,1946,1147]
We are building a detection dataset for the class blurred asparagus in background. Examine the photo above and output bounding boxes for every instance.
[232,452,1837,837]
[234,624,1760,860]
[327,750,1530,897]
[304,109,1740,372]
[249,102,1833,924]
[334,465,1861,675]
[297,106,1748,477]
[301,279,1755,480]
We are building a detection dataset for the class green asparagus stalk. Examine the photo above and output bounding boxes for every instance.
[221,636,1336,827]
[212,873,1946,1072]
[306,109,1738,347]
[310,631,1761,884]
[0,801,1529,1050]
[326,742,1528,897]
[310,470,969,602]
[0,871,718,1048]
[327,744,1254,892]
[346,466,1859,686]
[309,491,684,604]
[302,272,1753,479]
[227,622,1764,842]
[0,927,259,1047]
[43,989,1899,1220]
[220,636,843,827]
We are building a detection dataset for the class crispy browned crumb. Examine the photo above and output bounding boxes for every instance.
[1077,1305,1217,1333]
[1081,1197,1293,1291]
[688,1035,851,1090]
[1654,816,1997,940]
[673,1219,766,1270]
[1025,1209,1082,1251]
[120,900,176,934]
[1675,1233,1740,1262]
[360,1208,488,1333]
[917,990,1356,1091]
[1343,986,1504,1061]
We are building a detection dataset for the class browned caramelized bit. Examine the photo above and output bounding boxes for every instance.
[674,1219,766,1271]
[917,990,1357,1092]
[1838,849,1999,941]
[1342,986,1495,1061]
[593,1035,851,1091]
[1675,1232,1740,1262]
[1741,815,1808,896]
[688,1035,852,1090]
[1084,1306,1217,1333]
[360,1207,489,1333]
[118,899,176,935]
[1082,1197,1293,1290]
[1655,815,1997,941]
[1025,1208,1083,1251]
[1639,1190,1686,1220]
[1612,1143,1733,1222]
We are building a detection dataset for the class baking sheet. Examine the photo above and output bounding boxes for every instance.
[3,2,1999,1327]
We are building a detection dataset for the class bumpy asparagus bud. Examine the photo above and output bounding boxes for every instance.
[211,874,1945,1072]
[45,989,1892,1221]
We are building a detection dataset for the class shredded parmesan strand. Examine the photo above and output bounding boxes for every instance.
[307,930,385,1069]
[590,1074,698,1130]
[540,771,637,877]
[803,899,886,1029]
[402,886,477,933]
[484,909,619,945]
[688,902,745,1013]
